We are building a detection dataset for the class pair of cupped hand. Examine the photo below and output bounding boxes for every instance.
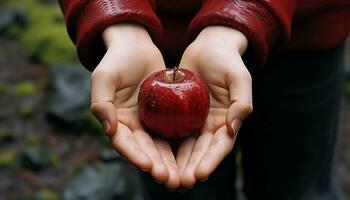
[91,23,253,190]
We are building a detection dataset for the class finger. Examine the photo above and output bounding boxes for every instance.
[225,57,253,135]
[133,130,169,183]
[180,132,213,188]
[90,65,118,137]
[154,138,180,190]
[110,122,152,171]
[176,136,196,177]
[195,125,236,181]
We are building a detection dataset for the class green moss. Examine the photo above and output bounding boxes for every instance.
[13,81,35,97]
[4,0,77,64]
[48,153,59,166]
[35,189,59,200]
[0,151,16,168]
[20,103,35,117]
[26,132,40,145]
[19,17,76,64]
[0,82,9,94]
[4,24,23,37]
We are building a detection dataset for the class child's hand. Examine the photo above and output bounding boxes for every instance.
[177,26,253,188]
[90,23,180,189]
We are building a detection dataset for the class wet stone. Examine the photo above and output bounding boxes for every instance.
[47,63,90,124]
[62,162,144,200]
[99,149,122,163]
[19,146,55,172]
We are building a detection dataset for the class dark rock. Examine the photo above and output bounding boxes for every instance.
[99,149,122,163]
[63,162,144,200]
[47,63,91,124]
[0,8,27,33]
[0,127,15,145]
[19,146,55,172]
[0,177,25,198]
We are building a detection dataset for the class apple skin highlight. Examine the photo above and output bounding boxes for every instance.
[138,68,210,138]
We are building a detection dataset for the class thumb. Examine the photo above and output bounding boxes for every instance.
[90,69,118,137]
[225,62,253,136]
[226,101,253,136]
[91,101,118,137]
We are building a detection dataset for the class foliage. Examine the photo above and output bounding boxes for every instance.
[0,151,16,168]
[4,0,77,64]
[20,103,35,117]
[13,81,35,96]
[0,82,9,94]
[35,189,59,200]
[26,132,40,146]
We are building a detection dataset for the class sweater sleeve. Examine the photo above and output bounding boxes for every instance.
[58,0,163,71]
[188,0,297,70]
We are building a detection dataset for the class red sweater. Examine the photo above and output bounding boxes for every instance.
[58,0,350,71]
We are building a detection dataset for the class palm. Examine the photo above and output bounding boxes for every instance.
[108,54,182,188]
[177,38,252,188]
[196,67,231,134]
[175,61,237,188]
[112,64,161,132]
[91,24,181,188]
[112,79,174,184]
[92,24,251,190]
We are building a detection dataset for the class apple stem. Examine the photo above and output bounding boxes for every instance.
[173,67,178,82]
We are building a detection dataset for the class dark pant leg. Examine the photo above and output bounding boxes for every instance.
[141,148,237,200]
[239,45,345,200]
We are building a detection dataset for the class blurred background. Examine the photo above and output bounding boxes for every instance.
[0,0,349,199]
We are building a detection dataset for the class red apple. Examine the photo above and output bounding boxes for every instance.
[137,67,210,138]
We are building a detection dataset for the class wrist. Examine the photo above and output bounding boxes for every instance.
[196,26,248,55]
[102,23,153,49]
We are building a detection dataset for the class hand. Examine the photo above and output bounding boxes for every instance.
[177,26,253,188]
[90,23,180,189]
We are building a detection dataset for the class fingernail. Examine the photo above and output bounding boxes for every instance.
[140,168,149,172]
[231,119,242,135]
[102,120,110,133]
